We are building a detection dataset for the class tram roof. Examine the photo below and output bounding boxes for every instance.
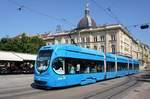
[128,58,132,63]
[41,44,104,56]
[106,53,116,62]
[132,58,139,64]
[116,55,129,63]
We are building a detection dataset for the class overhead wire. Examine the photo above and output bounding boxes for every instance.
[7,0,149,46]
[90,0,122,24]
[7,0,76,27]
[126,23,150,28]
[90,0,150,31]
[7,0,78,45]
[106,7,121,24]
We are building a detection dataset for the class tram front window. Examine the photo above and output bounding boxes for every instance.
[36,50,52,73]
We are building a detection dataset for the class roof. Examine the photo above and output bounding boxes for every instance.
[41,44,105,61]
[41,44,104,58]
[0,51,23,61]
[106,53,116,62]
[77,3,96,30]
[77,16,97,29]
[132,58,139,64]
[117,55,129,63]
[0,51,37,61]
[13,53,37,61]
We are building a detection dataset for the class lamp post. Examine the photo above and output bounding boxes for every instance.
[104,26,107,79]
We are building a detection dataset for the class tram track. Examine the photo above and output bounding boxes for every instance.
[81,71,150,99]
[81,76,139,99]
[0,77,133,99]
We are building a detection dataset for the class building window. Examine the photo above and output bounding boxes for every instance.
[124,47,129,52]
[86,46,90,48]
[94,46,97,50]
[77,37,81,43]
[65,39,68,44]
[46,42,51,45]
[81,37,85,43]
[71,38,75,44]
[111,35,116,41]
[57,39,61,44]
[94,36,97,42]
[52,42,54,45]
[86,37,90,43]
[100,36,105,42]
[112,45,116,54]
[55,39,61,44]
[74,38,77,43]
[101,45,105,52]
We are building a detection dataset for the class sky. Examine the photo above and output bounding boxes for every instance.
[0,0,150,46]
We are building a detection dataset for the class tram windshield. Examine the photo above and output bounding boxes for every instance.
[36,50,53,73]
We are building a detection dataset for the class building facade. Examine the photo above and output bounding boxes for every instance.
[39,4,150,70]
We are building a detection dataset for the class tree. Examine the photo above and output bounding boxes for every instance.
[0,33,46,54]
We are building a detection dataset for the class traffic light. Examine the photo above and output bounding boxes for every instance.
[140,24,149,29]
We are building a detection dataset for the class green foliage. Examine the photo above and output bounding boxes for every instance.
[0,33,46,54]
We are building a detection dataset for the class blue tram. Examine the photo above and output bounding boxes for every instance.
[106,53,117,79]
[116,55,129,77]
[34,44,139,88]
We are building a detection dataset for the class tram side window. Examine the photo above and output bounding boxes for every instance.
[134,64,139,70]
[80,64,90,74]
[106,62,115,72]
[117,63,128,71]
[68,63,76,74]
[123,63,128,70]
[129,64,132,70]
[97,61,104,72]
[65,58,77,75]
[79,60,104,74]
[137,64,139,70]
[52,58,65,75]
[65,58,104,75]
[117,63,122,71]
[90,62,97,73]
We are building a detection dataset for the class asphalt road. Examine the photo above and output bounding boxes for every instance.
[0,72,149,99]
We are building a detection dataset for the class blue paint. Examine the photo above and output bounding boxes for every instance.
[117,56,129,63]
[106,72,117,79]
[106,53,116,62]
[34,44,140,88]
